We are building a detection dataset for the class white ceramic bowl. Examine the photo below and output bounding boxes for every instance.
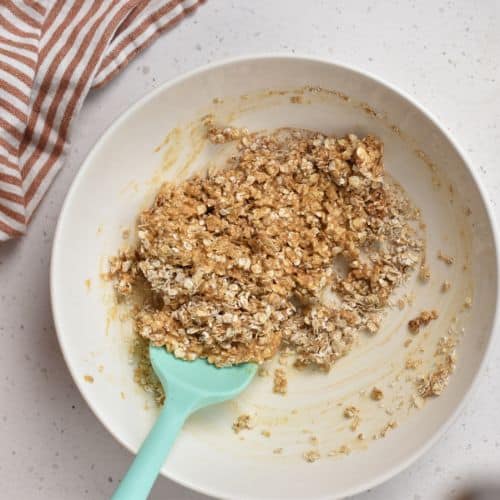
[51,55,499,499]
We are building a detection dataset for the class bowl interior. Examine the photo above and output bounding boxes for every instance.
[51,57,497,500]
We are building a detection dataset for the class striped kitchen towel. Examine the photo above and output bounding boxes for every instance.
[0,0,204,240]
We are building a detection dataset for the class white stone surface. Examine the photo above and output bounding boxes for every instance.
[1,1,499,499]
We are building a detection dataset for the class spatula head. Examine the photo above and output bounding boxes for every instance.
[149,345,257,404]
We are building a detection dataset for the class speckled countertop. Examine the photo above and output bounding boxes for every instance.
[1,1,499,499]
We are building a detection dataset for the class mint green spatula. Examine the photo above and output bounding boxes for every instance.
[112,345,257,500]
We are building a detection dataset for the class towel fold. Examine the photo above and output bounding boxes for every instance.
[0,0,203,240]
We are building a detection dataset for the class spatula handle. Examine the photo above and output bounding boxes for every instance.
[111,391,196,500]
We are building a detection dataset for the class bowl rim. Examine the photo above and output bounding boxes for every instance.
[50,53,500,500]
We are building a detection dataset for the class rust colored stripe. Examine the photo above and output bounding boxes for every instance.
[0,217,23,237]
[0,117,23,141]
[98,0,181,73]
[0,98,28,122]
[25,3,135,203]
[38,0,80,65]
[0,137,20,157]
[26,1,45,16]
[4,0,41,29]
[0,172,22,187]
[0,35,38,53]
[114,1,149,38]
[0,202,25,223]
[0,14,40,39]
[0,60,33,87]
[0,47,36,70]
[19,1,100,158]
[0,154,19,171]
[95,1,203,89]
[0,189,23,204]
[0,78,30,105]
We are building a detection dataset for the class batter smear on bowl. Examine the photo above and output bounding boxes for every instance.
[110,120,424,371]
